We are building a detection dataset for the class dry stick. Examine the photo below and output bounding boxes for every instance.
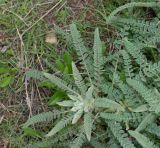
[37,54,44,71]
[25,76,33,117]
[106,2,160,24]
[21,0,63,37]
[16,27,32,117]
[16,27,24,68]
[55,1,67,14]
[30,84,34,112]
[36,83,45,111]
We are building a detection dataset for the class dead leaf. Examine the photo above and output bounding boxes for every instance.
[45,30,57,44]
[1,46,9,53]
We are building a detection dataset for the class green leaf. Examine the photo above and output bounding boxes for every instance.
[43,72,78,95]
[127,79,160,113]
[0,67,11,74]
[129,130,158,148]
[84,113,93,141]
[70,23,92,85]
[0,76,13,87]
[39,80,55,89]
[72,62,87,96]
[71,131,86,148]
[68,94,78,101]
[132,104,148,112]
[136,113,156,132]
[56,59,65,72]
[146,123,160,138]
[72,109,83,124]
[23,112,54,128]
[108,121,135,148]
[57,100,74,107]
[95,98,124,111]
[23,127,42,138]
[48,90,66,105]
[85,85,94,100]
[93,28,103,89]
[64,51,72,73]
[63,66,70,74]
[45,114,73,137]
[26,69,45,81]
[100,112,143,122]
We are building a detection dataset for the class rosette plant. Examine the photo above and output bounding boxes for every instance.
[24,23,160,148]
[42,24,124,140]
[23,24,124,147]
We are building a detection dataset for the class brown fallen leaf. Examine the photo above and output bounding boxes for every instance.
[45,30,57,44]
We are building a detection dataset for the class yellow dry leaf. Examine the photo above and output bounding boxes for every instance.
[45,30,57,44]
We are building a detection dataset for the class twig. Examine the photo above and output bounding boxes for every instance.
[16,27,32,117]
[16,27,24,68]
[36,83,45,111]
[37,54,44,71]
[55,1,67,14]
[25,76,32,117]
